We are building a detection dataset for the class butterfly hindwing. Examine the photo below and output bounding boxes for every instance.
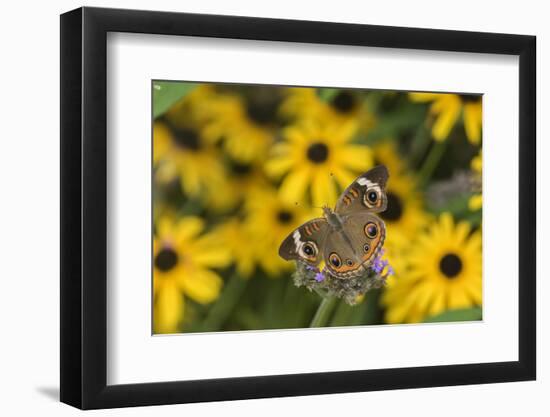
[279,218,329,266]
[323,213,386,278]
[334,165,389,216]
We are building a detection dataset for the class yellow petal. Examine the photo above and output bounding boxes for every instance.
[279,167,311,204]
[174,217,204,244]
[463,279,483,304]
[471,152,482,173]
[157,216,175,239]
[265,155,294,178]
[154,281,183,334]
[468,194,482,211]
[236,257,255,278]
[428,290,446,317]
[447,286,472,310]
[180,269,223,304]
[153,122,172,164]
[453,221,471,245]
[311,172,338,208]
[439,212,455,238]
[192,248,232,268]
[179,165,201,196]
[432,96,461,141]
[331,120,358,144]
[463,102,482,145]
[331,167,355,191]
[284,126,309,145]
[338,145,372,171]
[409,92,440,102]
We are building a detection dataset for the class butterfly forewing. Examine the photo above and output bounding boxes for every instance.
[279,218,329,266]
[334,165,389,216]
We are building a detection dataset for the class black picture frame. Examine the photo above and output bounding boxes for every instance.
[60,6,536,410]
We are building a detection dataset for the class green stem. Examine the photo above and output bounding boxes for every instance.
[418,140,447,187]
[410,125,430,167]
[198,272,247,332]
[310,296,338,328]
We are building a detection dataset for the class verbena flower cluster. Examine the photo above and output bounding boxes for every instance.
[293,250,393,305]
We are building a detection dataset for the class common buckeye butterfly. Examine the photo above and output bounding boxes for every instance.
[279,165,388,279]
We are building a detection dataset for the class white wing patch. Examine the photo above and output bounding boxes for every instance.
[293,230,302,246]
[357,178,376,187]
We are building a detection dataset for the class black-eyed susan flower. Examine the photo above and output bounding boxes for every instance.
[265,120,372,207]
[409,93,482,145]
[212,217,262,279]
[469,150,482,211]
[372,142,430,248]
[382,213,482,324]
[280,87,376,133]
[153,216,231,333]
[195,86,285,163]
[153,120,225,198]
[245,189,313,276]
[203,157,272,214]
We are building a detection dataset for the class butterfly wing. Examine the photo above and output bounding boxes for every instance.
[278,218,329,266]
[334,165,389,216]
[323,213,386,279]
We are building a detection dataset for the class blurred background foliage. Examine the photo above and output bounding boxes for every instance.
[152,81,483,334]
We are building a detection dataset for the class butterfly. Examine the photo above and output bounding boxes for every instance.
[279,165,388,279]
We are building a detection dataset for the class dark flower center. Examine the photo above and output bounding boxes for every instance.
[380,192,403,222]
[230,160,253,177]
[277,210,293,224]
[439,253,463,278]
[330,91,357,114]
[307,142,329,164]
[155,247,179,272]
[461,95,482,104]
[245,93,281,126]
[173,127,201,151]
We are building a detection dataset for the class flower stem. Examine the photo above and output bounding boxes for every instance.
[410,125,430,167]
[418,140,447,187]
[310,296,338,328]
[197,272,247,332]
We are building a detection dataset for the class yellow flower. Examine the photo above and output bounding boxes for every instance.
[409,93,482,145]
[196,86,285,163]
[469,150,482,211]
[266,120,373,207]
[213,218,258,278]
[153,121,225,198]
[153,216,231,333]
[373,142,430,248]
[371,139,406,177]
[280,87,375,132]
[203,158,272,214]
[245,189,313,276]
[382,213,482,324]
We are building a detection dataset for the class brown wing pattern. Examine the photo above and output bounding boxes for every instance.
[278,218,329,266]
[334,165,389,216]
[323,213,386,279]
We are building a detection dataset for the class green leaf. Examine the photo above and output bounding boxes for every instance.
[317,88,339,102]
[152,81,196,119]
[428,193,482,227]
[423,307,482,323]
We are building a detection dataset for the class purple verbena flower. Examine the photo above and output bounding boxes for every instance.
[314,271,325,282]
[372,253,390,275]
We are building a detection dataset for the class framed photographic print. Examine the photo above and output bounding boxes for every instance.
[60,6,536,409]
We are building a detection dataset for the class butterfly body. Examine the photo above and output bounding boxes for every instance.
[279,166,389,279]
